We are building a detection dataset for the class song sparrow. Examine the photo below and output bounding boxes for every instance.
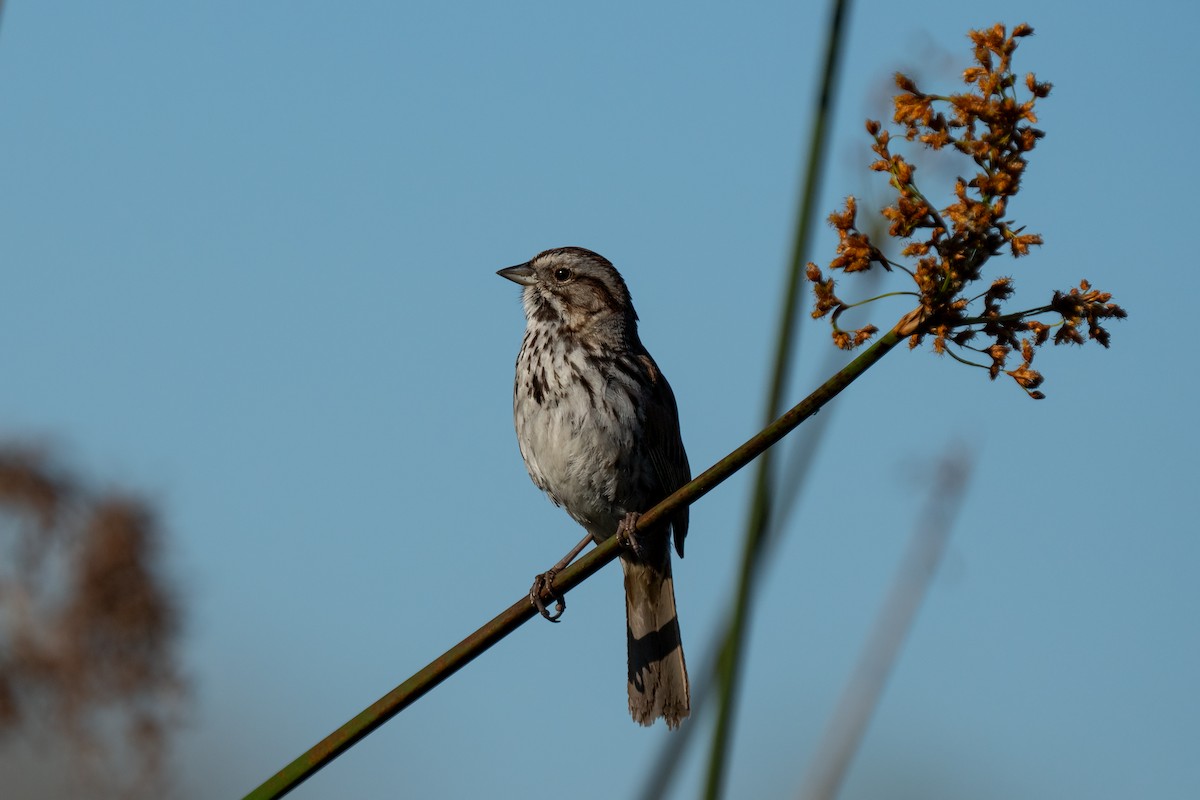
[498,246,691,729]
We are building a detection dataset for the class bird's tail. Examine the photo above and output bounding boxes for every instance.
[621,555,689,728]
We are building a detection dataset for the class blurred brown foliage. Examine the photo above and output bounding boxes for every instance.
[0,446,184,797]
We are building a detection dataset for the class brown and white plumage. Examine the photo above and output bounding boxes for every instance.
[499,246,691,728]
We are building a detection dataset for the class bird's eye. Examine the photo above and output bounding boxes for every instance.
[553,268,572,282]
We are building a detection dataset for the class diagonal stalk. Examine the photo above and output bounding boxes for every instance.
[242,322,906,800]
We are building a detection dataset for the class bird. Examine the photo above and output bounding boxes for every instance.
[498,246,691,728]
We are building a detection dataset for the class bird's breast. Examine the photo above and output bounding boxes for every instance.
[513,339,649,538]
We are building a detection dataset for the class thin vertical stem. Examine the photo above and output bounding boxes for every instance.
[703,0,854,796]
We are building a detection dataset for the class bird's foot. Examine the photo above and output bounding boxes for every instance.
[529,569,566,622]
[616,512,646,560]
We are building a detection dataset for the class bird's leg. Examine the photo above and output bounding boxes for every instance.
[616,512,646,560]
[530,531,593,622]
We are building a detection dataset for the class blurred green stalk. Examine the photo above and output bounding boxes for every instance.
[703,0,853,797]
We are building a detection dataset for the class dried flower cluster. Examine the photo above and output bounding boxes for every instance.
[807,23,1126,397]
[0,447,184,797]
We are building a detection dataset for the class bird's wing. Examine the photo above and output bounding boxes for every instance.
[638,353,692,557]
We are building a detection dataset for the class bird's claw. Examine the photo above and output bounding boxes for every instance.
[530,570,566,622]
[617,512,646,560]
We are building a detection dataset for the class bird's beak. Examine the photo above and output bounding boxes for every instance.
[497,263,536,286]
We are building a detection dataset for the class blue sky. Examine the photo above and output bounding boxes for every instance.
[1,2,1195,798]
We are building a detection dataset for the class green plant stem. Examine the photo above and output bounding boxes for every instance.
[241,323,906,800]
[943,345,990,370]
[703,0,853,796]
[958,305,1054,326]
